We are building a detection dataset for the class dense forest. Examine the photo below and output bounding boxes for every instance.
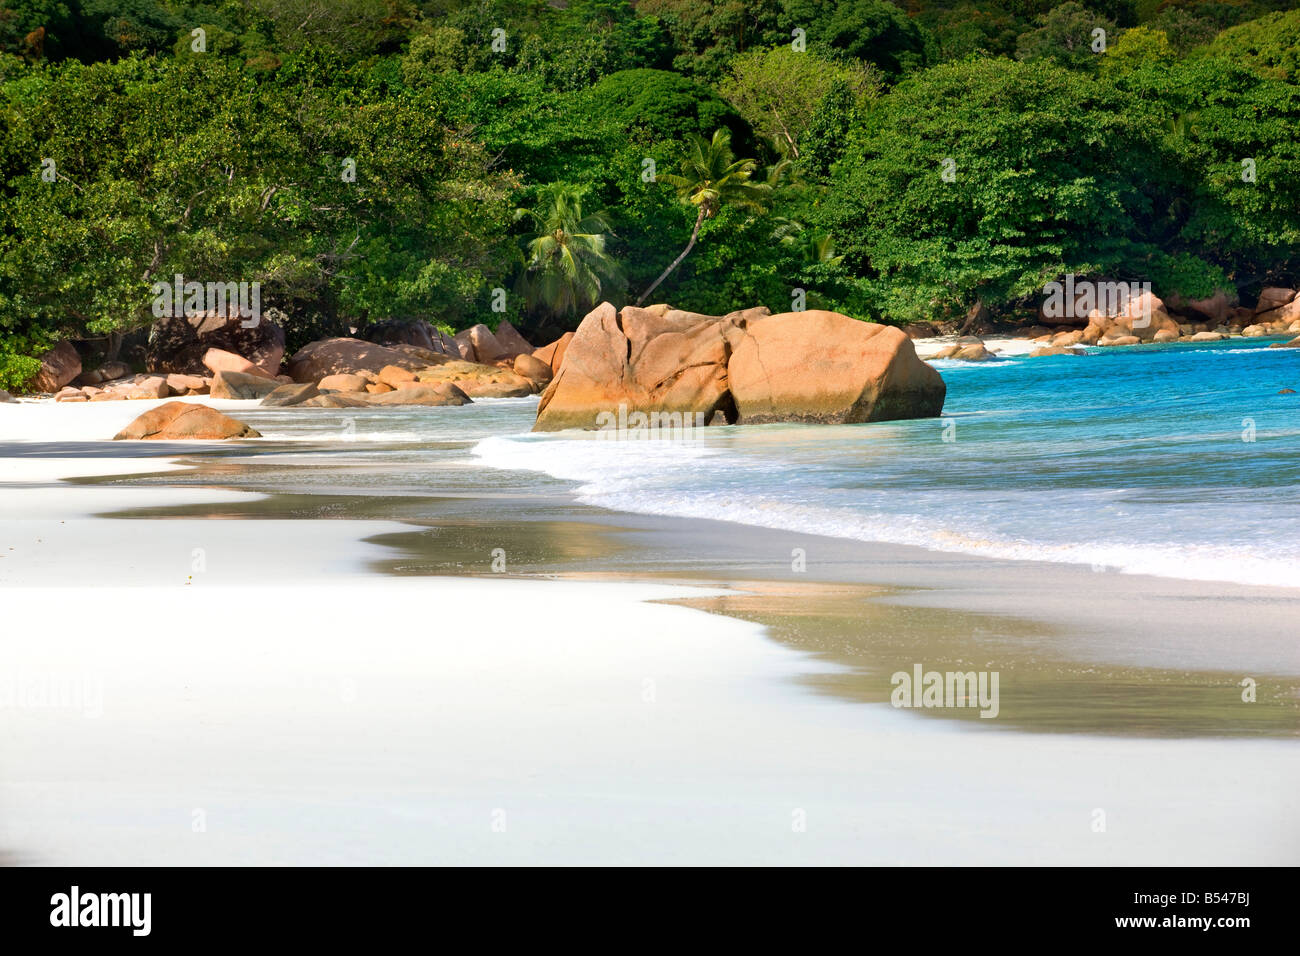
[1,0,1299,388]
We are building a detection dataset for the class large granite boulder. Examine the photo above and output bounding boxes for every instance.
[491,320,534,360]
[146,309,285,377]
[532,303,946,431]
[31,341,82,393]
[284,338,428,383]
[1255,288,1296,315]
[113,402,260,440]
[728,311,948,422]
[533,332,573,373]
[1167,289,1237,324]
[364,319,460,357]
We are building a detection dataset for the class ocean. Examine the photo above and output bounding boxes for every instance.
[470,338,1300,588]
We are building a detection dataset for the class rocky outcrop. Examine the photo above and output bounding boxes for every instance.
[203,347,274,379]
[113,402,260,440]
[364,319,460,357]
[728,311,948,423]
[513,352,553,387]
[146,309,285,377]
[1254,296,1300,331]
[260,382,320,407]
[32,342,82,393]
[414,360,534,397]
[365,383,471,406]
[285,338,429,383]
[210,370,280,400]
[532,303,945,431]
[1084,290,1181,343]
[1167,289,1237,324]
[491,320,534,359]
[1255,288,1296,314]
[532,332,573,373]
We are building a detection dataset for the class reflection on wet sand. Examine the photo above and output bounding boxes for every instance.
[367,517,1300,740]
[91,469,1300,742]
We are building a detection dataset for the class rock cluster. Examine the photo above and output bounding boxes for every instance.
[533,303,945,431]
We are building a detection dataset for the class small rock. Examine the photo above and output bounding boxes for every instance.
[365,383,472,406]
[513,352,553,386]
[1029,346,1084,357]
[203,347,273,379]
[97,361,129,382]
[953,344,994,361]
[166,373,207,393]
[297,394,371,408]
[260,382,320,407]
[378,365,417,388]
[210,370,280,400]
[113,402,260,440]
[33,342,82,393]
[318,373,370,392]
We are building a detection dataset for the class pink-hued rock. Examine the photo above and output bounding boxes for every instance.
[513,352,553,386]
[202,348,273,379]
[113,402,260,440]
[457,324,507,364]
[533,303,945,431]
[126,376,170,400]
[491,320,534,359]
[209,370,279,400]
[32,342,82,393]
[364,383,472,406]
[165,373,207,393]
[1168,289,1237,324]
[533,333,574,373]
[378,365,418,388]
[1255,288,1296,315]
[317,373,371,392]
[285,338,428,383]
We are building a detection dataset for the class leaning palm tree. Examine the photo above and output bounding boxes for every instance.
[636,129,774,306]
[515,183,623,321]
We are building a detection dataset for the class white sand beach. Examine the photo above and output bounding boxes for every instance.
[1,397,1297,865]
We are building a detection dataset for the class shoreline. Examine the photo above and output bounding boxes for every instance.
[1,389,1298,864]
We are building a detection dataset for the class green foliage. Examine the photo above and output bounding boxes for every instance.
[514,182,624,322]
[1016,2,1116,69]
[584,69,750,150]
[638,127,773,304]
[820,57,1156,320]
[779,0,929,76]
[720,46,880,160]
[1,0,1299,381]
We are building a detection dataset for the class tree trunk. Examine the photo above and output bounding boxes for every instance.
[636,207,706,307]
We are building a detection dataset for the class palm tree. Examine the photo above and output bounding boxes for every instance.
[636,129,774,306]
[515,183,622,321]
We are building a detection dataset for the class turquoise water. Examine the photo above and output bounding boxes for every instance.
[473,339,1300,587]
